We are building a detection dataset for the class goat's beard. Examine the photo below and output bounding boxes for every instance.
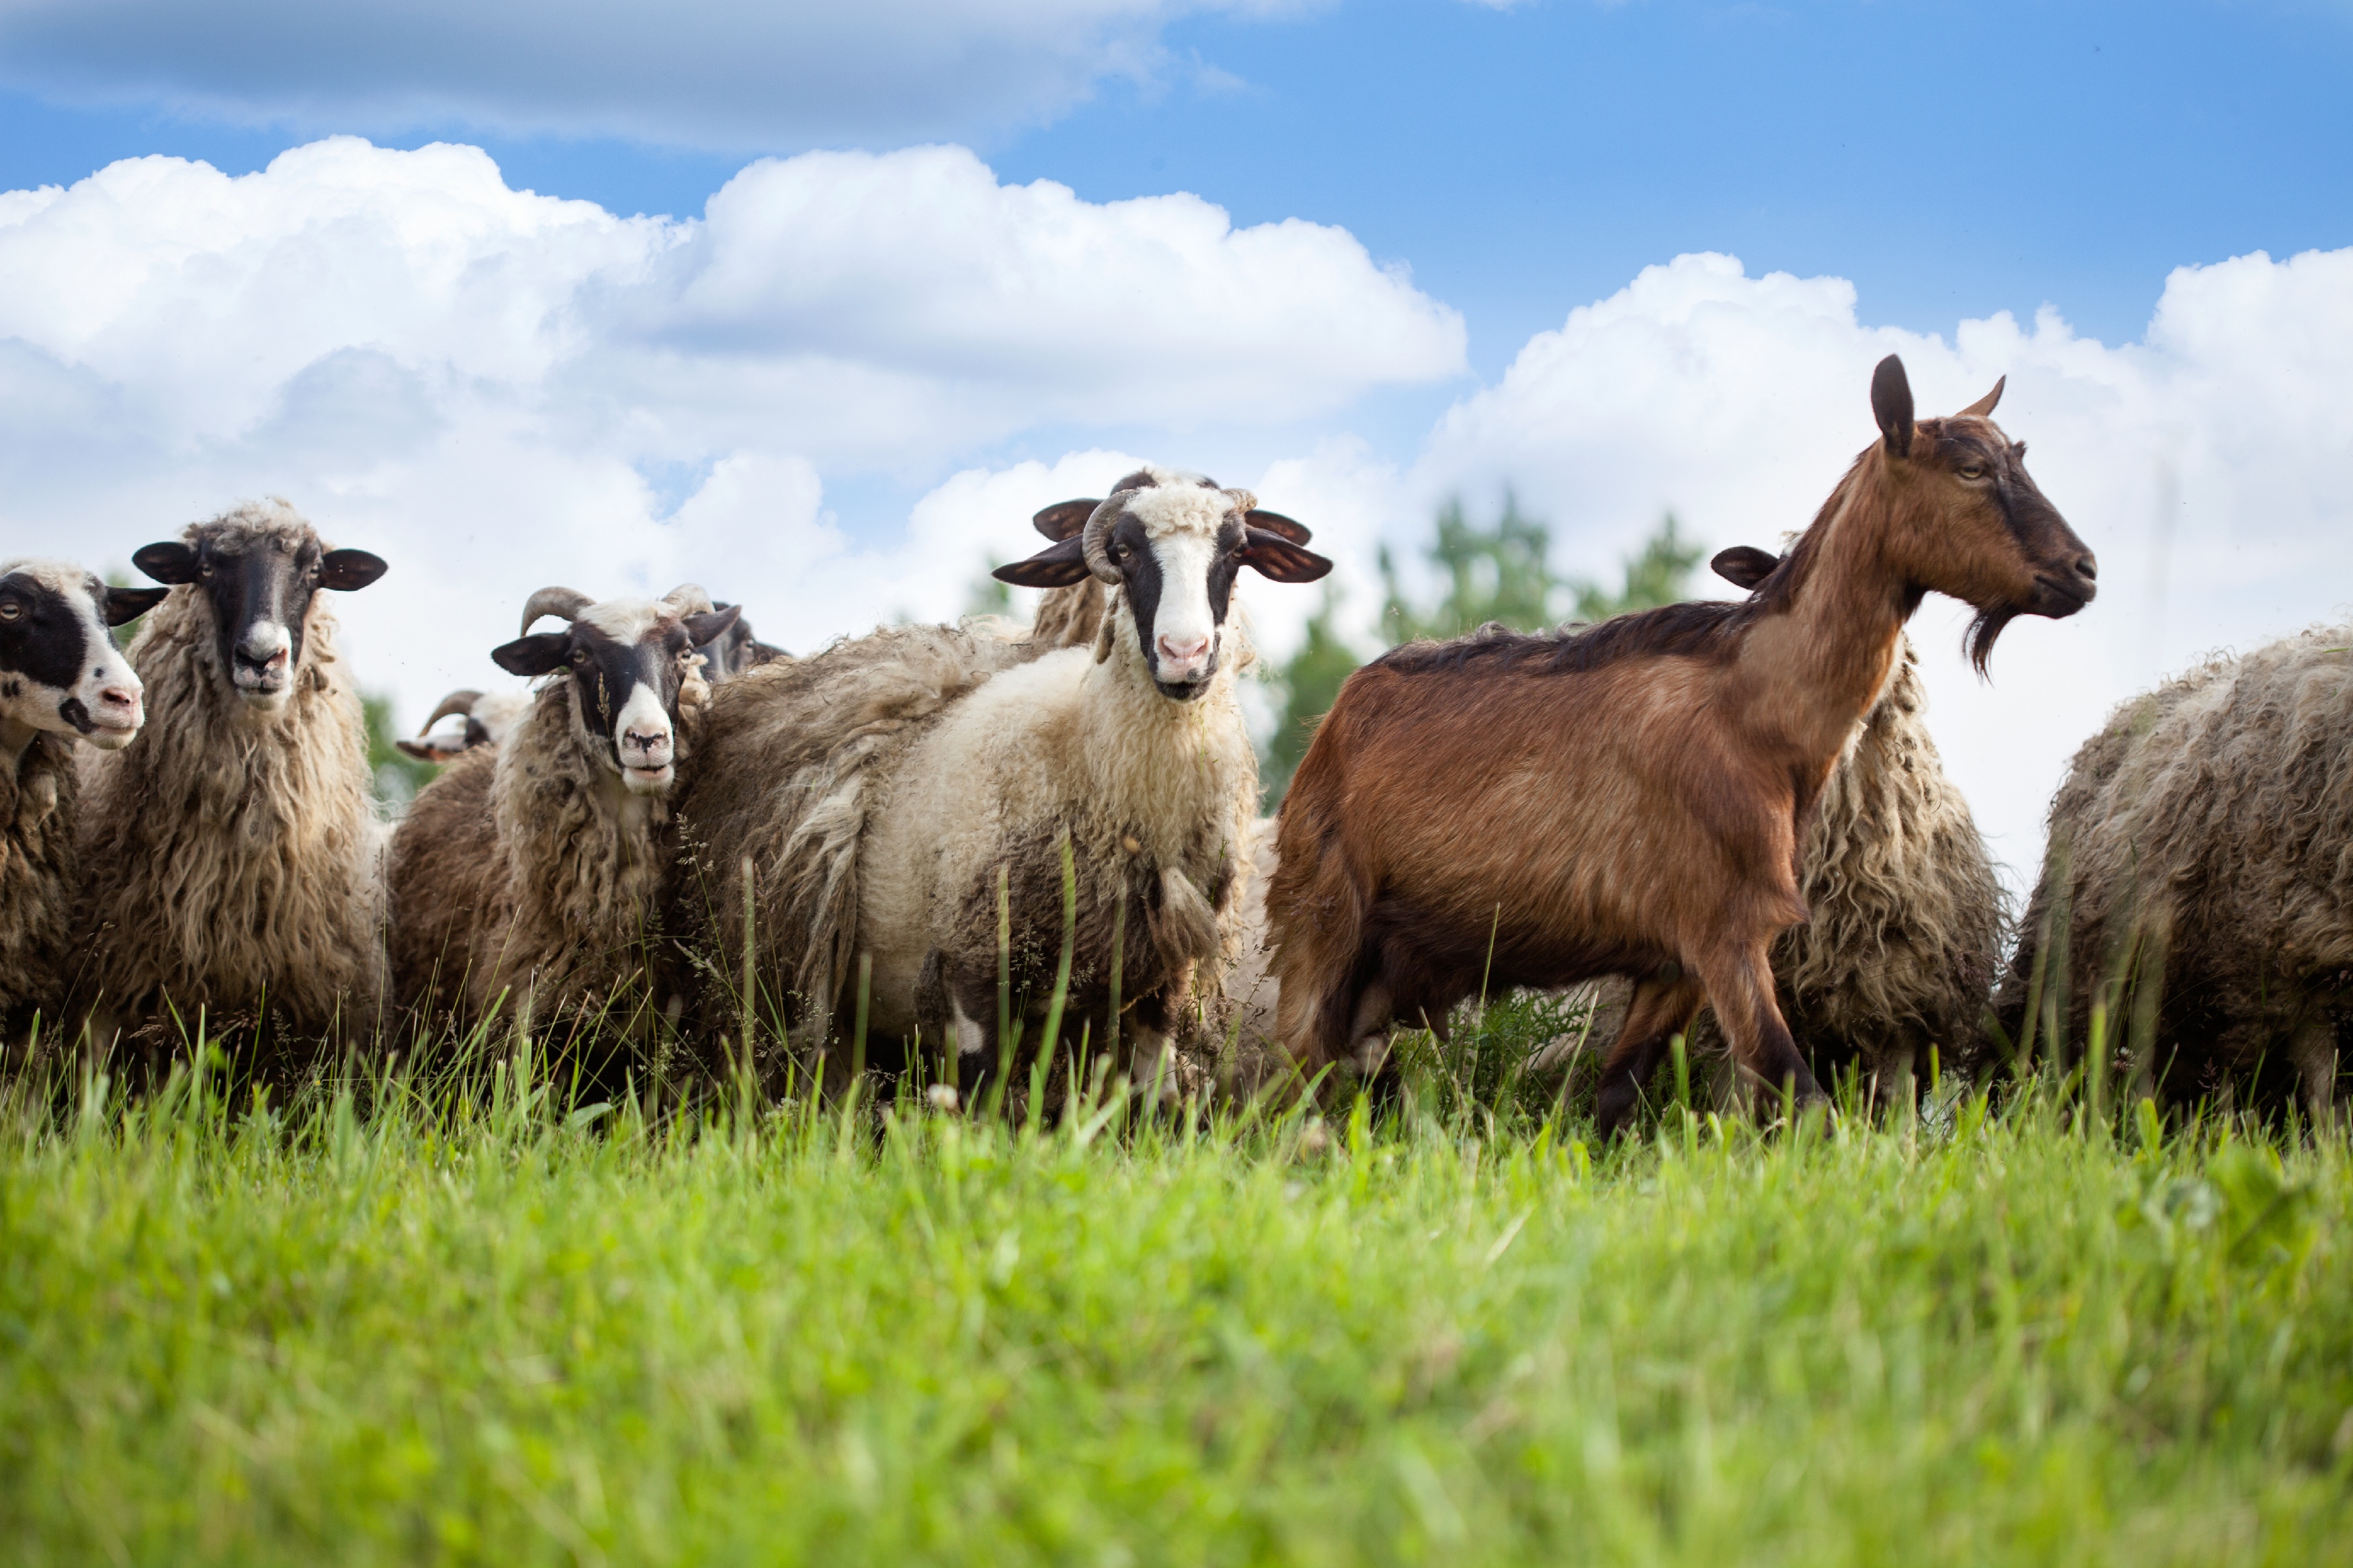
[1964,608,2018,678]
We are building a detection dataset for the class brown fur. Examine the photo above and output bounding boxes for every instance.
[0,733,79,1034]
[69,506,384,1040]
[386,667,713,1037]
[1997,626,2353,1118]
[1265,364,2093,1133]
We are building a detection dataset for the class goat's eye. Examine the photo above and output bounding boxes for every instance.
[1957,464,1987,481]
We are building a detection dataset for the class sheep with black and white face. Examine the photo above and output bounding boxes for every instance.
[0,561,160,1033]
[681,465,1330,1101]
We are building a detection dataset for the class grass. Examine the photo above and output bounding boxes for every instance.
[3,1022,2350,1568]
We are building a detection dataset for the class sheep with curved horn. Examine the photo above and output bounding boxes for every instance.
[678,466,1330,1102]
[385,583,740,1059]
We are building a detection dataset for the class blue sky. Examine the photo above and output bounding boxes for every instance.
[3,0,2346,362]
[0,0,2348,871]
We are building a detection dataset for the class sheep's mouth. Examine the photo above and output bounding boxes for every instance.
[621,761,675,793]
[82,716,141,750]
[1153,678,1212,703]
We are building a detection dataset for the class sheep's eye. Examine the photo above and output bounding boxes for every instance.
[1956,464,1987,481]
[570,649,589,666]
[0,601,20,621]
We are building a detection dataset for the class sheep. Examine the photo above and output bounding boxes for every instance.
[0,561,159,1040]
[1997,626,2353,1120]
[678,466,1330,1098]
[69,501,389,1046]
[1265,358,2096,1133]
[384,583,742,1046]
[394,688,531,762]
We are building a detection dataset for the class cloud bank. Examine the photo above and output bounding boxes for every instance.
[0,0,1298,148]
[1,134,2347,889]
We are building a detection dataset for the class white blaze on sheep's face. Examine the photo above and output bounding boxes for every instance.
[1120,481,1246,700]
[0,560,148,749]
[573,599,686,794]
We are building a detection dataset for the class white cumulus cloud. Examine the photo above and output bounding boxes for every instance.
[0,136,1462,731]
[0,0,1304,149]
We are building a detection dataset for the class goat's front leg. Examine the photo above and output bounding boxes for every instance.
[1593,970,1706,1137]
[1695,941,1827,1124]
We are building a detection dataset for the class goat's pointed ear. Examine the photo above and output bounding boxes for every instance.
[682,604,742,645]
[1957,375,2005,419]
[102,585,169,625]
[1240,529,1333,583]
[994,534,1092,588]
[319,549,389,591]
[492,631,571,677]
[1032,499,1100,542]
[1710,546,1781,591]
[1242,509,1312,545]
[132,542,200,584]
[1872,354,1914,458]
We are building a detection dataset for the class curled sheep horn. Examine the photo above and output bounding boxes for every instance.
[419,689,482,735]
[1080,489,1145,587]
[1223,487,1258,515]
[662,582,715,616]
[519,586,593,636]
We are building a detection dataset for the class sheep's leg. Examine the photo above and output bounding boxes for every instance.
[2291,1016,2339,1129]
[1593,972,1706,1137]
[1697,943,1828,1125]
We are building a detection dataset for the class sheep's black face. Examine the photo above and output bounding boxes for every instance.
[132,530,387,712]
[0,563,159,748]
[693,603,782,682]
[494,602,742,794]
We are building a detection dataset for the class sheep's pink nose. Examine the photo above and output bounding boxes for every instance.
[1157,633,1211,667]
[623,726,672,757]
[97,683,140,714]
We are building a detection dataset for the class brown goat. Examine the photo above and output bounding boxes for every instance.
[1265,356,2097,1134]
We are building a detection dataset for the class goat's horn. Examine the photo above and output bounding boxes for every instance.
[419,689,482,734]
[519,586,592,635]
[662,582,715,615]
[1080,490,1142,587]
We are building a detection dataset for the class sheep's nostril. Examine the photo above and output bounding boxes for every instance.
[2076,556,2098,581]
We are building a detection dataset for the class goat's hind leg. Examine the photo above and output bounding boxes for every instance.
[1593,971,1706,1138]
[1696,942,1827,1125]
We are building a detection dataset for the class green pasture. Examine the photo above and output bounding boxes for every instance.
[2,1022,2348,1567]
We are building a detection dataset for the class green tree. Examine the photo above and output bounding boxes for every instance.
[1568,512,1702,622]
[1262,583,1366,804]
[964,559,1014,621]
[1379,493,1560,643]
[365,692,438,815]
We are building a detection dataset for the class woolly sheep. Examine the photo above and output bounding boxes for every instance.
[69,502,389,1044]
[1999,626,2353,1118]
[385,584,741,1040]
[0,561,159,1038]
[678,466,1330,1098]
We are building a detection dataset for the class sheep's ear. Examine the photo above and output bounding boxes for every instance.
[132,542,200,584]
[394,737,466,763]
[1710,546,1781,591]
[683,604,742,645]
[1240,530,1332,584]
[319,549,388,591]
[1032,499,1100,542]
[1872,354,1914,458]
[492,632,571,677]
[995,535,1092,588]
[1242,509,1312,545]
[1957,376,2005,419]
[103,585,169,625]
